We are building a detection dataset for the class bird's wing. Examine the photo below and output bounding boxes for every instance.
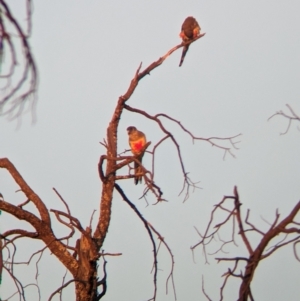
[180,17,201,40]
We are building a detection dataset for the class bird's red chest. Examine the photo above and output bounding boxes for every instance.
[133,141,144,151]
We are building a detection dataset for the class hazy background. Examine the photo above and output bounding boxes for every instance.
[1,0,300,300]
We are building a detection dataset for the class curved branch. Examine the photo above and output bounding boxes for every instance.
[156,112,241,156]
[124,104,240,201]
[0,198,44,230]
[233,187,253,255]
[48,279,87,301]
[147,222,177,300]
[50,209,84,232]
[137,33,206,81]
[0,174,79,277]
[268,104,300,135]
[1,229,38,239]
[0,0,38,117]
[0,158,50,224]
[3,265,26,300]
[114,183,158,301]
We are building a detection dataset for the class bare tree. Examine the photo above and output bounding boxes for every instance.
[0,0,37,119]
[0,16,243,300]
[192,186,300,301]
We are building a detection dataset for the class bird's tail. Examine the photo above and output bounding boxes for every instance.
[179,45,189,67]
[134,154,143,185]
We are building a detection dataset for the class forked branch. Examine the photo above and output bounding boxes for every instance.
[124,104,240,201]
[192,186,300,301]
[268,104,300,135]
[0,0,38,118]
[115,183,176,301]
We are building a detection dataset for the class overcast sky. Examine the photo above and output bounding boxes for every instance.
[1,1,300,300]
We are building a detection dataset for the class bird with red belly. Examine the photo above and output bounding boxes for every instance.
[127,126,147,184]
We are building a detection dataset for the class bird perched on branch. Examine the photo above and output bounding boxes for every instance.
[179,16,201,67]
[127,126,147,185]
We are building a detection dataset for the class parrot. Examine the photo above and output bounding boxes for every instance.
[179,16,201,67]
[127,126,147,185]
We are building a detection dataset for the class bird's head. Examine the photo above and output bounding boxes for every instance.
[127,126,137,135]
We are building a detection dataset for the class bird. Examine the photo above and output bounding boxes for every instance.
[179,16,201,67]
[127,126,147,185]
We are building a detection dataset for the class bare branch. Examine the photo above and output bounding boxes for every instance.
[0,158,50,223]
[147,222,177,300]
[195,186,300,301]
[156,112,241,156]
[114,183,158,301]
[233,187,253,255]
[201,276,213,301]
[100,252,122,256]
[1,229,38,239]
[48,279,87,301]
[124,104,239,201]
[0,0,38,118]
[96,257,108,300]
[268,104,300,135]
[244,209,265,235]
[0,159,79,276]
[293,240,300,262]
[262,235,300,260]
[53,188,72,218]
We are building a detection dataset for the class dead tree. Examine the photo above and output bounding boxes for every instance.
[0,18,241,301]
[192,186,300,301]
[0,0,37,119]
